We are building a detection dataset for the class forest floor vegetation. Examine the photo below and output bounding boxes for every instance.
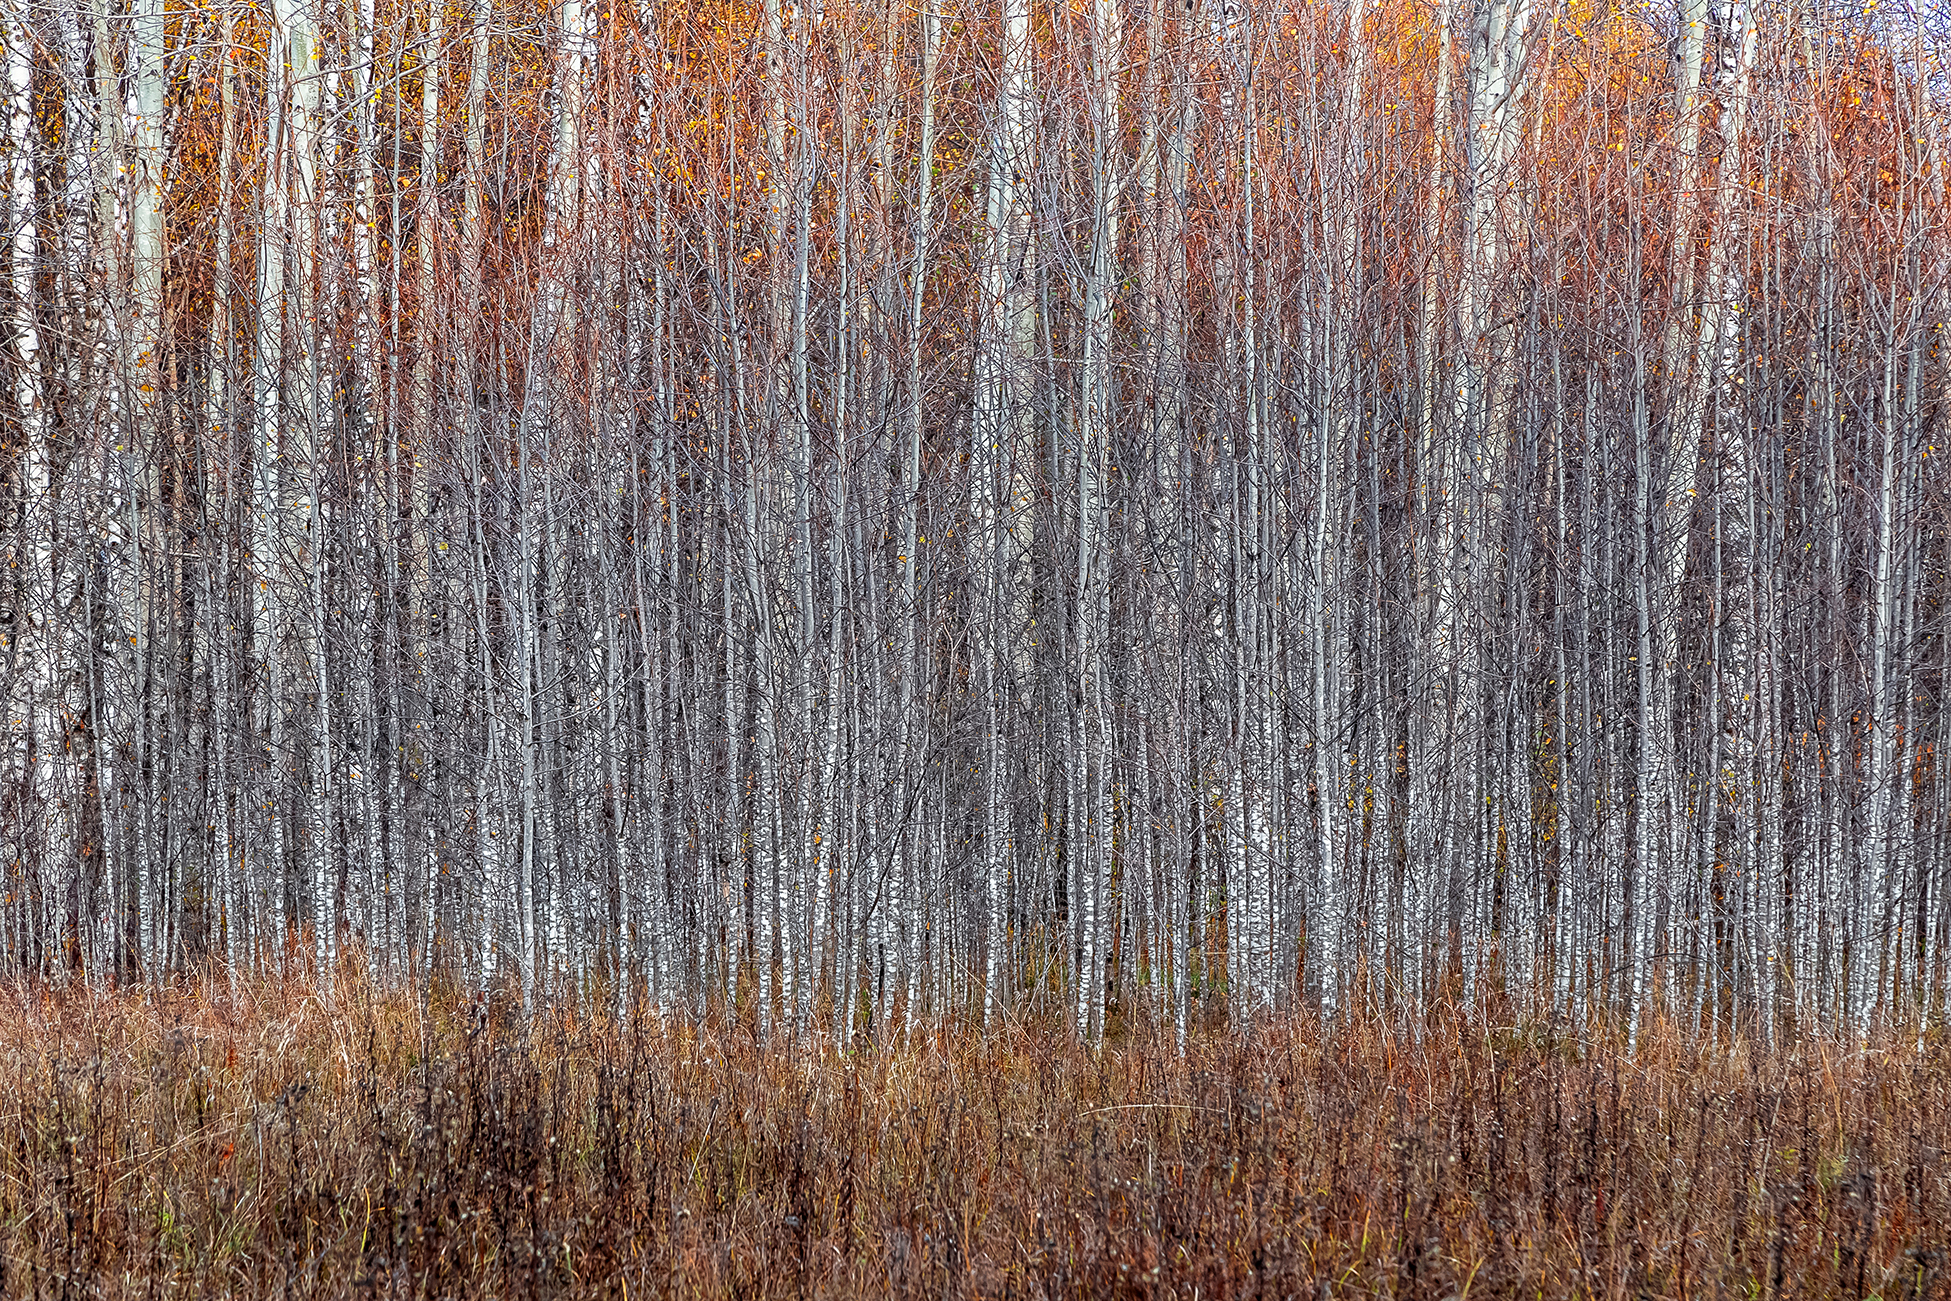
[0,975,1947,1298]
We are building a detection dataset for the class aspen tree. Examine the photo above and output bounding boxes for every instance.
[281,0,335,993]
[1309,0,1374,1015]
[888,0,944,1037]
[960,0,1033,1026]
[1072,0,1120,1040]
[807,9,858,1038]
[405,0,442,981]
[1408,0,1455,1000]
[208,8,243,978]
[783,0,816,1038]
[1444,0,1538,989]
[249,0,288,977]
[1653,0,1758,1032]
[4,0,52,974]
[456,0,493,988]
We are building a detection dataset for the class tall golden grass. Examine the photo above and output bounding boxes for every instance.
[0,975,1945,1297]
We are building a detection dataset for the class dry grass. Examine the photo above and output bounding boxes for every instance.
[1,978,1947,1298]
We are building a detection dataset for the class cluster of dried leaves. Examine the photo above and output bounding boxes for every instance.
[1,977,1946,1298]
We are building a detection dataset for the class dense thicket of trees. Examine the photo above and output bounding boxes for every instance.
[0,0,1946,1041]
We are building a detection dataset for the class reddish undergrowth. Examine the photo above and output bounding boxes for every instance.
[1,978,1946,1298]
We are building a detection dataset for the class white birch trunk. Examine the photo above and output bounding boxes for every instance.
[1073,0,1120,1042]
[4,8,58,977]
[970,0,1028,1027]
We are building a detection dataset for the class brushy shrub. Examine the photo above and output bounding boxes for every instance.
[1,977,1946,1298]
